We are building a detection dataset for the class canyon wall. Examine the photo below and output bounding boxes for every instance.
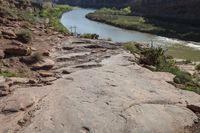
[131,0,200,25]
[57,0,200,25]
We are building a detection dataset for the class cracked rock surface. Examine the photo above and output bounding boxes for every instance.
[0,38,200,132]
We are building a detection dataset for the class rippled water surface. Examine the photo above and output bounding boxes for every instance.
[61,8,200,48]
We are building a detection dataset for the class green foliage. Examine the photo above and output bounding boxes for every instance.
[123,42,141,54]
[183,82,200,94]
[80,33,99,39]
[174,71,192,84]
[195,64,200,70]
[39,4,72,33]
[107,37,112,41]
[125,44,200,94]
[16,10,38,22]
[140,47,165,66]
[86,8,200,42]
[49,19,68,33]
[167,45,200,61]
[0,6,17,18]
[95,7,131,16]
[16,29,32,43]
[0,70,17,78]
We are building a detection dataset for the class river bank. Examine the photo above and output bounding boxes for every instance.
[86,8,200,42]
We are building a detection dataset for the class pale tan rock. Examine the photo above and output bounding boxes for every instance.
[2,94,35,113]
[31,58,55,70]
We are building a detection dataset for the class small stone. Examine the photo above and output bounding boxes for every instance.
[62,70,71,74]
[0,90,9,97]
[39,71,54,77]
[62,46,74,50]
[42,52,50,56]
[41,77,57,83]
[0,83,9,91]
[29,79,37,84]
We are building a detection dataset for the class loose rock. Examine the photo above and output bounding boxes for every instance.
[2,94,35,113]
[4,47,31,57]
[31,58,55,70]
[0,50,5,59]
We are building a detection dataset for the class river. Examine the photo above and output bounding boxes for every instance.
[61,8,200,48]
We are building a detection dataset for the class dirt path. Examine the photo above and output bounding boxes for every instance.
[0,38,200,133]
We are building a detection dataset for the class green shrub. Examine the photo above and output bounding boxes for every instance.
[195,63,200,70]
[39,4,72,33]
[173,71,192,84]
[123,43,141,54]
[80,33,99,39]
[0,70,17,77]
[183,84,200,94]
[140,47,165,66]
[0,6,17,18]
[49,19,68,33]
[16,29,32,43]
[107,38,112,41]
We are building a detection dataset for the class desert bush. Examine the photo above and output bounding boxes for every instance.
[0,70,17,77]
[0,6,17,18]
[107,38,112,41]
[39,4,72,33]
[139,47,165,66]
[123,43,141,54]
[173,71,192,84]
[195,63,200,70]
[80,33,99,39]
[16,29,32,43]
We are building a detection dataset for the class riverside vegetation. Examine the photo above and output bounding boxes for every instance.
[124,42,200,94]
[39,4,72,33]
[86,7,200,42]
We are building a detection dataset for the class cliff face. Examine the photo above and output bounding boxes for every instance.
[131,0,200,25]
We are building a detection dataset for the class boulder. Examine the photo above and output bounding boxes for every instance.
[2,94,35,113]
[0,83,9,92]
[0,50,4,59]
[4,47,31,57]
[31,58,55,70]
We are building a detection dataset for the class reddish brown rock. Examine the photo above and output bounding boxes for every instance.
[4,47,31,57]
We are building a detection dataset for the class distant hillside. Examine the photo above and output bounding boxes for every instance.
[131,0,200,25]
[56,0,129,8]
[56,0,200,25]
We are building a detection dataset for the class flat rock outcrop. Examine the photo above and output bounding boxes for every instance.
[0,38,199,132]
